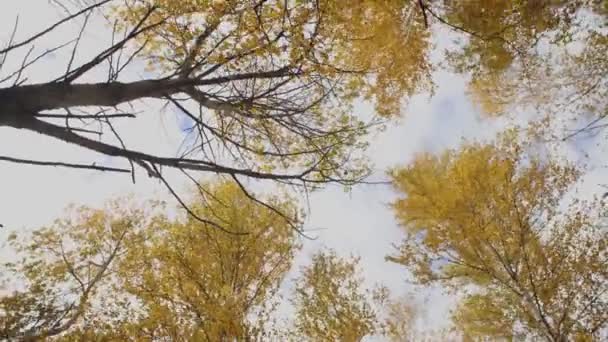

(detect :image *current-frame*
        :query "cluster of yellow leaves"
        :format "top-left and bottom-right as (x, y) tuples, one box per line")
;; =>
(0, 198), (154, 340)
(382, 295), (417, 342)
(116, 181), (301, 341)
(2, 181), (419, 341)
(389, 137), (607, 340)
(0, 182), (300, 341)
(111, 2), (399, 184)
(114, 0), (432, 117)
(290, 250), (383, 342)
(445, 0), (566, 73)
(318, 0), (432, 115)
(441, 0), (608, 144)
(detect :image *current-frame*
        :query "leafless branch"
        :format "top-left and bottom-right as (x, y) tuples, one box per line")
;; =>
(151, 163), (248, 236)
(0, 0), (110, 55)
(0, 155), (130, 173)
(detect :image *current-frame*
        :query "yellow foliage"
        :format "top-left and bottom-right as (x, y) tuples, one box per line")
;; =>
(113, 0), (432, 117)
(389, 138), (607, 340)
(0, 198), (154, 340)
(441, 0), (608, 139)
(0, 182), (301, 341)
(118, 181), (301, 340)
(290, 250), (382, 342)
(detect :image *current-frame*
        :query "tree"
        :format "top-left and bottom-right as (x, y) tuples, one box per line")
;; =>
(0, 181), (301, 341)
(388, 138), (608, 341)
(383, 296), (417, 342)
(0, 199), (154, 341)
(382, 295), (454, 342)
(0, 0), (432, 226)
(420, 0), (607, 141)
(1, 182), (411, 341)
(112, 181), (301, 341)
(290, 249), (383, 342)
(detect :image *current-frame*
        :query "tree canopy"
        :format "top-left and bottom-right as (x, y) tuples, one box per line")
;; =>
(0, 0), (433, 226)
(0, 181), (407, 341)
(0, 1), (607, 341)
(389, 138), (607, 341)
(429, 0), (608, 141)
(0, 181), (302, 340)
(290, 250), (383, 342)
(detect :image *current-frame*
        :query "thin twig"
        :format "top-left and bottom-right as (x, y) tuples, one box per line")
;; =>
(150, 163), (248, 236)
(0, 155), (130, 173)
(0, 0), (111, 55)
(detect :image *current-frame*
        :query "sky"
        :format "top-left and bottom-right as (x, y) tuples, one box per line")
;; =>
(0, 1), (605, 341)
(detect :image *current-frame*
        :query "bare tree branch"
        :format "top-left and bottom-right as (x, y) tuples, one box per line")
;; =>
(0, 0), (110, 55)
(0, 155), (130, 173)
